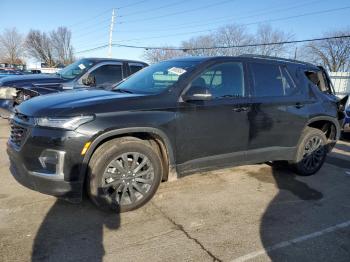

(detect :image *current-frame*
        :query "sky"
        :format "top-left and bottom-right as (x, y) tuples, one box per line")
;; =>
(1, 0), (350, 62)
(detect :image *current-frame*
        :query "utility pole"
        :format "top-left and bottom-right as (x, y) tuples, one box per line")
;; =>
(108, 8), (116, 58)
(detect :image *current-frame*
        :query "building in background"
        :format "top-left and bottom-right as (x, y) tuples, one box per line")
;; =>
(329, 72), (350, 98)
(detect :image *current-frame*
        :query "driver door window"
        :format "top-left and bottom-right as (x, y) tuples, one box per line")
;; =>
(89, 64), (123, 86)
(189, 62), (245, 99)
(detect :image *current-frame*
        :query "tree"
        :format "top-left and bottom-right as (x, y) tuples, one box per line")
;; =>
(0, 28), (25, 65)
(182, 24), (255, 57)
(26, 30), (55, 67)
(50, 27), (75, 65)
(253, 24), (294, 57)
(303, 29), (350, 72)
(25, 27), (75, 67)
(214, 24), (255, 56)
(182, 35), (219, 56)
(143, 47), (184, 64)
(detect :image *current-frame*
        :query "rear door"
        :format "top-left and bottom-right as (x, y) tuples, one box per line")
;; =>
(247, 62), (309, 157)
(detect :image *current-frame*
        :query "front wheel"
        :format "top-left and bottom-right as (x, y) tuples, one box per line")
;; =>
(87, 137), (163, 212)
(290, 127), (328, 176)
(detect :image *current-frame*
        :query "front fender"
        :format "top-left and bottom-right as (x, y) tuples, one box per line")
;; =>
(79, 127), (176, 181)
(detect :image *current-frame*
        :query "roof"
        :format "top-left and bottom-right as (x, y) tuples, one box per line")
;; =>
(169, 55), (317, 68)
(86, 57), (148, 65)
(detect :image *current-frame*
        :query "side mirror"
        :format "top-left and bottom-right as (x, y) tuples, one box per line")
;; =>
(82, 74), (96, 86)
(183, 85), (212, 101)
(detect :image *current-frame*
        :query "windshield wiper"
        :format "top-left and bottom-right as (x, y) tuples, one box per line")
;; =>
(113, 88), (134, 94)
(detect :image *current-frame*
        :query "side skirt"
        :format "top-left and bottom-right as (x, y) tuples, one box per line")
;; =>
(176, 146), (296, 177)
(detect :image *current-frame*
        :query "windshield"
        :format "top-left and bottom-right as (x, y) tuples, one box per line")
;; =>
(115, 60), (199, 94)
(58, 59), (95, 80)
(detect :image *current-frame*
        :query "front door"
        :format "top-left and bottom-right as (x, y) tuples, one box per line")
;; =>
(175, 61), (250, 171)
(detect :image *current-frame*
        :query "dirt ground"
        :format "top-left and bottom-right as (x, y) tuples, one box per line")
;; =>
(1, 118), (350, 262)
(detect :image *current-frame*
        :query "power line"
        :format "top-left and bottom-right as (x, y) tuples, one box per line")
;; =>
(116, 0), (149, 10)
(75, 35), (350, 54)
(112, 6), (350, 43)
(116, 0), (325, 33)
(118, 0), (188, 17)
(116, 0), (236, 24)
(68, 9), (112, 28)
(67, 1), (148, 29)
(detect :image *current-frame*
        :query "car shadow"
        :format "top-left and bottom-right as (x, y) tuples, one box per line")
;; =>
(255, 145), (350, 260)
(31, 198), (120, 262)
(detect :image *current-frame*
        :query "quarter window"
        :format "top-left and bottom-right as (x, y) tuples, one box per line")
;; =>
(189, 62), (245, 99)
(250, 63), (297, 97)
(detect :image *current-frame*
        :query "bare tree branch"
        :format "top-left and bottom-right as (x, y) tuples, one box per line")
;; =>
(143, 47), (184, 64)
(303, 29), (350, 72)
(50, 27), (75, 65)
(0, 28), (25, 64)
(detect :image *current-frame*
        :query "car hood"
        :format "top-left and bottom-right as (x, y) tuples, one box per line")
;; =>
(16, 89), (147, 117)
(0, 74), (65, 87)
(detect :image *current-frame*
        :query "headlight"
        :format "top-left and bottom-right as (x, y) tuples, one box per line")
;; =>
(34, 115), (94, 130)
(0, 87), (17, 99)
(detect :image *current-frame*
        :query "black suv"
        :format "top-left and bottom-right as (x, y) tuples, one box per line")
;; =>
(7, 56), (347, 212)
(0, 58), (147, 106)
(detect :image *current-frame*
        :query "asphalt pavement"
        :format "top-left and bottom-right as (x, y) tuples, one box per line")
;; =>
(0, 118), (350, 262)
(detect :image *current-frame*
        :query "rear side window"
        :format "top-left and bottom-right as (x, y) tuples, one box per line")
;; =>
(305, 70), (333, 94)
(250, 63), (297, 97)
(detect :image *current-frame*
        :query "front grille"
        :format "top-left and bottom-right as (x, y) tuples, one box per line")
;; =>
(9, 122), (27, 148)
(14, 112), (30, 122)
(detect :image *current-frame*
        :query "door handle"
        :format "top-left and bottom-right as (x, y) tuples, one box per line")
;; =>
(295, 102), (304, 109)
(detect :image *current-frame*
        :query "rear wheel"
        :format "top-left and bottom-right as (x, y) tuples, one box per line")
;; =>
(87, 137), (163, 212)
(290, 127), (328, 176)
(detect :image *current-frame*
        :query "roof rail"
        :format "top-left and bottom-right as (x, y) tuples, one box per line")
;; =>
(239, 54), (310, 66)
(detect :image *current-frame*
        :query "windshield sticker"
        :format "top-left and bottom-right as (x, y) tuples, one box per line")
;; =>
(78, 64), (86, 70)
(168, 67), (186, 76)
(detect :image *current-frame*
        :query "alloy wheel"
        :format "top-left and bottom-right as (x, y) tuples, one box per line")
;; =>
(301, 135), (325, 172)
(102, 152), (155, 206)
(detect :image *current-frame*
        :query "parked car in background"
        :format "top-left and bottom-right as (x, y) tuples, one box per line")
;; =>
(0, 69), (23, 79)
(7, 55), (348, 212)
(0, 58), (148, 107)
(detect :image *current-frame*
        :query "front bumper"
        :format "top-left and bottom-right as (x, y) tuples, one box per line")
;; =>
(7, 119), (91, 201)
(8, 145), (82, 200)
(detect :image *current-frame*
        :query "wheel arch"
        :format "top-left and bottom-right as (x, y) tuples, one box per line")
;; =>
(80, 127), (176, 182)
(305, 116), (341, 144)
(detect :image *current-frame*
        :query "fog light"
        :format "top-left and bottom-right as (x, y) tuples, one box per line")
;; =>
(38, 149), (65, 175)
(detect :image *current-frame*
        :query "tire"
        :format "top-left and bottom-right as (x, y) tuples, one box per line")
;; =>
(290, 127), (328, 176)
(87, 137), (163, 212)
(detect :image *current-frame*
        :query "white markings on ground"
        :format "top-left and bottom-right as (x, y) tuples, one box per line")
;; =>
(231, 220), (350, 262)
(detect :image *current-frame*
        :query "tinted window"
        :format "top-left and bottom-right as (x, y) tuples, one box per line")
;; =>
(250, 63), (297, 97)
(129, 65), (143, 75)
(58, 59), (95, 80)
(116, 61), (199, 94)
(190, 62), (245, 99)
(89, 64), (123, 86)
